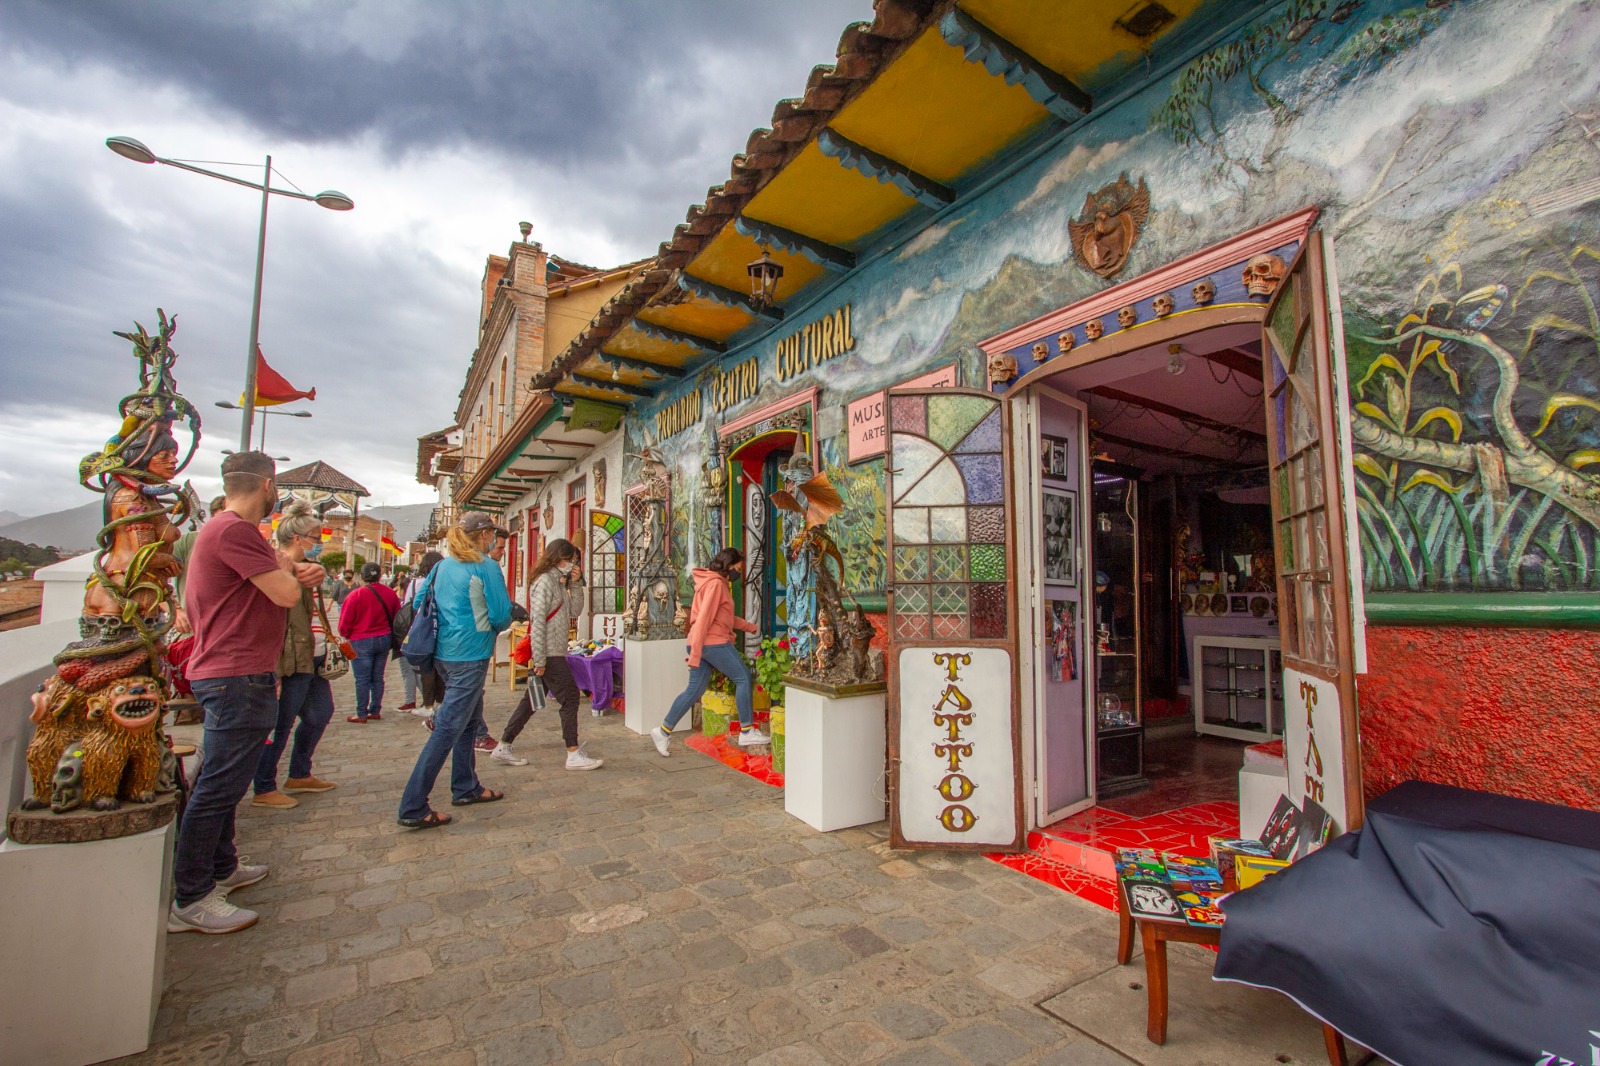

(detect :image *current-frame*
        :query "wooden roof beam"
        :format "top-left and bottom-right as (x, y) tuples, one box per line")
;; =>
(1094, 430), (1256, 470)
(676, 272), (785, 322)
(1087, 385), (1267, 442)
(630, 319), (727, 355)
(569, 373), (655, 399)
(734, 215), (856, 271)
(816, 128), (955, 210)
(939, 9), (1092, 120)
(1197, 345), (1265, 380)
(589, 352), (687, 379)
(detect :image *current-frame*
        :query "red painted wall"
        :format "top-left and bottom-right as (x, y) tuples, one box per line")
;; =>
(1359, 625), (1600, 812)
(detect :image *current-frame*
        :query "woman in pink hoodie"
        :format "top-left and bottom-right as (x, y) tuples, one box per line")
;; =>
(649, 548), (765, 756)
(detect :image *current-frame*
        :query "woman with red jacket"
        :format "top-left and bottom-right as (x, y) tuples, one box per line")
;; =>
(649, 548), (766, 757)
(338, 562), (401, 722)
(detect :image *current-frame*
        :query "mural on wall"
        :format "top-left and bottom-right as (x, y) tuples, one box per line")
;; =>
(624, 0), (1600, 596)
(818, 435), (887, 598)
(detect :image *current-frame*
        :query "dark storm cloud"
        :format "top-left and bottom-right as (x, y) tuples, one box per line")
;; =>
(0, 1), (867, 170)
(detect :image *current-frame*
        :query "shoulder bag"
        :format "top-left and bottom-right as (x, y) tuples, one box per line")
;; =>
(314, 592), (351, 680)
(401, 578), (440, 676)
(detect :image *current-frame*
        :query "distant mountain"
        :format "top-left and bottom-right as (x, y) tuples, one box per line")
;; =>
(0, 499), (437, 553)
(0, 510), (27, 527)
(0, 501), (101, 552)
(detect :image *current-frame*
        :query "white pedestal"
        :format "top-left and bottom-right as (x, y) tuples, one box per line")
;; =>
(784, 686), (887, 832)
(0, 819), (175, 1065)
(623, 638), (689, 736)
(1239, 762), (1290, 839)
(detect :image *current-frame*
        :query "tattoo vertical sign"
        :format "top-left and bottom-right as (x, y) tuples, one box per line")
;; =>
(895, 646), (1017, 847)
(1283, 667), (1345, 831)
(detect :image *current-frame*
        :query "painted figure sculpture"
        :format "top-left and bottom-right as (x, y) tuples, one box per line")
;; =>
(623, 447), (681, 639)
(19, 311), (197, 822)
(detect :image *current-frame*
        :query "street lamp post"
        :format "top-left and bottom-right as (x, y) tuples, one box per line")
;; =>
(106, 136), (352, 452)
(214, 401), (310, 451)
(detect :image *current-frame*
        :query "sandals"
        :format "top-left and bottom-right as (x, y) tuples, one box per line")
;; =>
(451, 788), (505, 807)
(397, 810), (452, 830)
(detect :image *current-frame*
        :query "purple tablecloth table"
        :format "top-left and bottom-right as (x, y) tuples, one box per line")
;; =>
(565, 645), (624, 710)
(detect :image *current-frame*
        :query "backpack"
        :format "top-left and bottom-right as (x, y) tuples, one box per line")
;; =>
(400, 580), (439, 675)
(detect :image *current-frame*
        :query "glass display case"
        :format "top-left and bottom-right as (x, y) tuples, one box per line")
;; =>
(1192, 636), (1283, 741)
(1092, 463), (1145, 793)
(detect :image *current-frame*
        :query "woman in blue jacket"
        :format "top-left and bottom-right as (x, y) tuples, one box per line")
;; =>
(397, 512), (512, 828)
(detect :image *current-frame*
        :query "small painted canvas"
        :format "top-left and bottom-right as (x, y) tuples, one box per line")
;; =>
(1123, 878), (1183, 922)
(1042, 434), (1071, 480)
(1046, 599), (1077, 683)
(1042, 487), (1076, 584)
(1259, 794), (1303, 861)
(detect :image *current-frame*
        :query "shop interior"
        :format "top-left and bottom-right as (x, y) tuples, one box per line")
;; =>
(1037, 323), (1282, 819)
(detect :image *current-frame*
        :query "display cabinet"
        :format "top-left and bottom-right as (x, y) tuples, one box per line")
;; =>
(1093, 463), (1145, 793)
(1191, 635), (1283, 742)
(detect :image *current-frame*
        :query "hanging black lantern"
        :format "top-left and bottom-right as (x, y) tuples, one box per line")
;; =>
(747, 244), (783, 309)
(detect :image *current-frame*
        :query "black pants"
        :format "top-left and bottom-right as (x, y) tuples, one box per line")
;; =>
(419, 665), (444, 707)
(502, 655), (579, 748)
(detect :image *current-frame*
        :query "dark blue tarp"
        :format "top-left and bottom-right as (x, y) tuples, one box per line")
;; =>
(1215, 781), (1600, 1066)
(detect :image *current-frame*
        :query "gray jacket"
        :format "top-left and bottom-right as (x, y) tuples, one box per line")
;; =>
(526, 570), (582, 664)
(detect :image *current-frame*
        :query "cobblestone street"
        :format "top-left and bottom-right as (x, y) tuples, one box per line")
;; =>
(120, 671), (1338, 1066)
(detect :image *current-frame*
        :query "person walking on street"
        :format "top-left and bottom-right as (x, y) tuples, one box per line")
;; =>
(339, 561), (400, 722)
(251, 500), (338, 809)
(650, 548), (767, 757)
(169, 452), (325, 934)
(404, 552), (445, 717)
(320, 566), (348, 606)
(396, 512), (513, 828)
(495, 538), (602, 770)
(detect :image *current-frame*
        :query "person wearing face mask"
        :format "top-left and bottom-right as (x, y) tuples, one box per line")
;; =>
(397, 511), (515, 828)
(250, 500), (339, 809)
(649, 547), (766, 757)
(497, 538), (602, 770)
(169, 452), (327, 934)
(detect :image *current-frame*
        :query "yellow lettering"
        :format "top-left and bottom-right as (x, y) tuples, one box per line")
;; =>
(933, 743), (973, 773)
(936, 774), (976, 801)
(932, 685), (971, 713)
(821, 314), (835, 361)
(931, 711), (973, 742)
(939, 805), (979, 832)
(931, 651), (972, 682)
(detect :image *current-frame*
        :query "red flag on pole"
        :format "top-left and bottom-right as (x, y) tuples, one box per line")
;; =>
(242, 347), (316, 407)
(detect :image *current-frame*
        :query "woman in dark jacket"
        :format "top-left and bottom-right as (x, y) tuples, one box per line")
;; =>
(251, 501), (337, 808)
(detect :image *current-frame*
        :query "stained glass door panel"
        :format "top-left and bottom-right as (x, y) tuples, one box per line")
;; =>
(1261, 231), (1362, 830)
(589, 510), (626, 615)
(885, 388), (1022, 852)
(741, 478), (766, 632)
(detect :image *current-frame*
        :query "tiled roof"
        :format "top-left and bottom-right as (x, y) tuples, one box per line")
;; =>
(276, 460), (370, 497)
(531, 0), (942, 394)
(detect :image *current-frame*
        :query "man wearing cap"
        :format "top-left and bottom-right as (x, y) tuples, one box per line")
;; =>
(397, 511), (514, 828)
(338, 560), (402, 722)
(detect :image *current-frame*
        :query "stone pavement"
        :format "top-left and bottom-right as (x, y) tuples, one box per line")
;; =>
(118, 666), (1348, 1066)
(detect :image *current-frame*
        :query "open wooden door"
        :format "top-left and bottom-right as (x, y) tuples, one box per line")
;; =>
(1261, 231), (1365, 833)
(885, 388), (1024, 852)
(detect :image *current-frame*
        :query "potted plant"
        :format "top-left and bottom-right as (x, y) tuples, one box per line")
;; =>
(752, 636), (792, 770)
(700, 670), (736, 737)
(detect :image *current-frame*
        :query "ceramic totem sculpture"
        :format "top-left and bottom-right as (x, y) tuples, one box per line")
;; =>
(772, 467), (883, 687)
(623, 448), (681, 639)
(20, 311), (199, 826)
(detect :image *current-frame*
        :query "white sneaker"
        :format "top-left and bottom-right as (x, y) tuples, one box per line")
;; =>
(490, 743), (527, 766)
(737, 730), (771, 748)
(649, 727), (671, 757)
(412, 705), (434, 719)
(565, 748), (604, 771)
(216, 859), (269, 893)
(168, 888), (259, 934)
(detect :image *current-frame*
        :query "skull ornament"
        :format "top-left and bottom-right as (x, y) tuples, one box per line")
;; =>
(1031, 342), (1048, 362)
(1083, 318), (1104, 341)
(1243, 255), (1287, 300)
(1057, 332), (1075, 354)
(989, 351), (1019, 385)
(1117, 305), (1138, 330)
(1152, 292), (1175, 317)
(1192, 278), (1217, 305)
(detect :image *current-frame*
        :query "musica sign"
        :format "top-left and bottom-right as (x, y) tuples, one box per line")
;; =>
(846, 364), (959, 463)
(895, 645), (1017, 848)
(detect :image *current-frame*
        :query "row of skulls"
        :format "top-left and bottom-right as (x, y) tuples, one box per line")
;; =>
(987, 254), (1287, 385)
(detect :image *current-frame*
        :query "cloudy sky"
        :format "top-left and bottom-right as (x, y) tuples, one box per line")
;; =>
(0, 0), (871, 516)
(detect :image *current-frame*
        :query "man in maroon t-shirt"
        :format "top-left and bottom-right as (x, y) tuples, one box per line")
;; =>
(169, 452), (326, 935)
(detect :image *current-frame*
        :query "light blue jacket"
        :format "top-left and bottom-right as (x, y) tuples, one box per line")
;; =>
(423, 557), (511, 662)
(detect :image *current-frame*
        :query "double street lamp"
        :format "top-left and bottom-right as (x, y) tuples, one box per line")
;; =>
(214, 400), (310, 451)
(106, 135), (353, 451)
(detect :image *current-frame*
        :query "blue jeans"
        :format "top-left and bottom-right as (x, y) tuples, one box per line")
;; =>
(174, 673), (278, 906)
(398, 658), (487, 820)
(663, 643), (753, 731)
(351, 635), (389, 717)
(253, 666), (335, 794)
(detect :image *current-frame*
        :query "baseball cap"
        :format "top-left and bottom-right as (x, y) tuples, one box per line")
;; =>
(360, 562), (382, 583)
(459, 511), (510, 536)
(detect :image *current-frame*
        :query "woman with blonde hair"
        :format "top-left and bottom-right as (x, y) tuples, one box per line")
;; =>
(397, 512), (513, 828)
(494, 537), (601, 770)
(251, 500), (338, 808)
